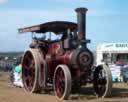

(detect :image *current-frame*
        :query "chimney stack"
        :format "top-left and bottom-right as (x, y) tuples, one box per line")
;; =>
(75, 7), (88, 41)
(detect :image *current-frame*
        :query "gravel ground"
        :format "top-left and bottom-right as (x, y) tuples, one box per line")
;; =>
(0, 72), (128, 102)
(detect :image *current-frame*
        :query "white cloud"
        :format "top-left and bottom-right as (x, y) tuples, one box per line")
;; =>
(0, 0), (8, 5)
(0, 8), (127, 31)
(0, 8), (127, 51)
(0, 9), (75, 26)
(0, 9), (75, 51)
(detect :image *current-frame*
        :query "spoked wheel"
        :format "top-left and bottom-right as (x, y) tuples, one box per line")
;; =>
(93, 65), (112, 97)
(53, 64), (72, 100)
(22, 48), (45, 93)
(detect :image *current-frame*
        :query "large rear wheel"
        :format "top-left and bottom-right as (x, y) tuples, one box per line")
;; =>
(22, 49), (45, 93)
(53, 64), (72, 100)
(93, 65), (112, 97)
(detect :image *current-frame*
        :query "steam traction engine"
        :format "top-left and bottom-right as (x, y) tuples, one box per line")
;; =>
(18, 8), (112, 100)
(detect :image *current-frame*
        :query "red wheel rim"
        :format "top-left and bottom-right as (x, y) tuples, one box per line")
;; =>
(54, 67), (65, 98)
(22, 51), (35, 92)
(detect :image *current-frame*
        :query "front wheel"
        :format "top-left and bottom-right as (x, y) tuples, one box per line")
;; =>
(53, 64), (72, 100)
(93, 65), (112, 97)
(22, 49), (44, 93)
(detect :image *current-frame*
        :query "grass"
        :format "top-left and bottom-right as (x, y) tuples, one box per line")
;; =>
(112, 83), (128, 97)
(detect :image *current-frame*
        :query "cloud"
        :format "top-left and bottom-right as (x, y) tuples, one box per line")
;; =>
(0, 9), (75, 26)
(0, 9), (75, 51)
(0, 0), (8, 5)
(0, 8), (127, 51)
(0, 8), (127, 32)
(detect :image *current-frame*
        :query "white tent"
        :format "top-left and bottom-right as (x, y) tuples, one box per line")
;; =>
(96, 43), (128, 65)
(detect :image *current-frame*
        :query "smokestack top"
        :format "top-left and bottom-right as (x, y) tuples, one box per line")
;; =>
(75, 7), (88, 13)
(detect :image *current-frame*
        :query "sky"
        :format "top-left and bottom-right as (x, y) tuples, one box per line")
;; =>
(0, 0), (128, 51)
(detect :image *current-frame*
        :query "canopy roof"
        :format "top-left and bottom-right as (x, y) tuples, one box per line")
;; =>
(18, 21), (77, 34)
